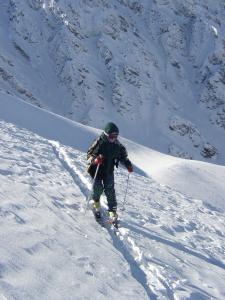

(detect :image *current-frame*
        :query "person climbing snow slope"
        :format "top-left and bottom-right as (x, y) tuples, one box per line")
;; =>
(86, 122), (133, 222)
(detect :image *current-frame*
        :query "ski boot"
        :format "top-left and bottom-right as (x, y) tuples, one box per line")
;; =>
(92, 200), (101, 220)
(108, 211), (118, 222)
(108, 211), (119, 230)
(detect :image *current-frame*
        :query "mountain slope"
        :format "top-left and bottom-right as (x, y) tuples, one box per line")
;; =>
(1, 94), (225, 299)
(0, 0), (225, 164)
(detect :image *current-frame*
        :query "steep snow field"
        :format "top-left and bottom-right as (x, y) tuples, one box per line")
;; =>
(1, 92), (225, 299)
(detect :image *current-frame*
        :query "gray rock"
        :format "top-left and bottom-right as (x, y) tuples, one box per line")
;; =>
(201, 143), (218, 158)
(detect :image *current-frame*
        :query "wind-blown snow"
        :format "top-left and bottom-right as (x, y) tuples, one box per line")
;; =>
(1, 93), (225, 299)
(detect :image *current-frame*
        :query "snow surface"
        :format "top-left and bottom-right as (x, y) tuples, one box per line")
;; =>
(1, 92), (225, 299)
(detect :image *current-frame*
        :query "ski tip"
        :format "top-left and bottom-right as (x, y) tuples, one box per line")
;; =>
(95, 212), (101, 219)
(107, 220), (119, 229)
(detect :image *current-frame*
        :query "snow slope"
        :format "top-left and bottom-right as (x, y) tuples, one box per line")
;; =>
(1, 93), (225, 299)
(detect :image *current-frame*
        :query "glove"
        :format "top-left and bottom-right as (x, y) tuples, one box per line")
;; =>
(126, 165), (133, 173)
(94, 156), (103, 165)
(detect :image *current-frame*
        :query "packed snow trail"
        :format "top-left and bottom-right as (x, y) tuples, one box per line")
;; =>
(49, 140), (159, 299)
(1, 119), (225, 299)
(49, 140), (91, 198)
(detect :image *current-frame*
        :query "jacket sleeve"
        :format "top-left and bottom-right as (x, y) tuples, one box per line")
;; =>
(87, 139), (100, 165)
(118, 142), (132, 168)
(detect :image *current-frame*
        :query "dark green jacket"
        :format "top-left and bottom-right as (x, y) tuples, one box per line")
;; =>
(86, 133), (132, 180)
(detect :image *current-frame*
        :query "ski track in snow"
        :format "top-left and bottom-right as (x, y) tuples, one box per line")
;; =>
(49, 140), (91, 199)
(49, 140), (158, 299)
(49, 139), (225, 299)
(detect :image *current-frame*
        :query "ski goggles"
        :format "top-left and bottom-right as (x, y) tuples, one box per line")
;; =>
(107, 133), (119, 139)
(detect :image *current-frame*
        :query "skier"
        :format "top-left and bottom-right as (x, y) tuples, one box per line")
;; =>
(86, 122), (133, 222)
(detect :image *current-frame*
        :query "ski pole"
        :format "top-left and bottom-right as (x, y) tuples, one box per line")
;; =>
(121, 172), (130, 211)
(84, 160), (101, 215)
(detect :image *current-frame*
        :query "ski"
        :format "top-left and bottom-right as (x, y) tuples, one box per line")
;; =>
(90, 201), (120, 232)
(91, 201), (105, 227)
(107, 219), (119, 228)
(107, 219), (120, 235)
(93, 210), (105, 227)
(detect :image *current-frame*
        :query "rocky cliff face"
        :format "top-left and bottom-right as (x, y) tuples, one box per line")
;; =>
(0, 0), (225, 164)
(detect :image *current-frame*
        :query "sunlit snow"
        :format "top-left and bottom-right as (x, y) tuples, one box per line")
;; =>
(1, 93), (225, 299)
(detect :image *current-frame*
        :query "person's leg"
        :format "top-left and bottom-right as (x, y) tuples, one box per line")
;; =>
(91, 179), (104, 212)
(103, 173), (117, 212)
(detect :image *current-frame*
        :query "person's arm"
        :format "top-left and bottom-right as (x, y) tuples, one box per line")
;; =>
(87, 140), (100, 165)
(119, 143), (133, 172)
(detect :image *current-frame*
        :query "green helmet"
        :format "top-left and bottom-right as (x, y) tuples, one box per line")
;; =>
(104, 122), (119, 134)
